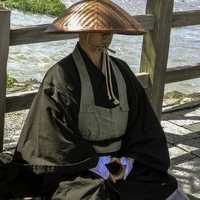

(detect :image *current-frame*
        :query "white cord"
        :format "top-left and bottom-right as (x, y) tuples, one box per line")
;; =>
(102, 49), (119, 105)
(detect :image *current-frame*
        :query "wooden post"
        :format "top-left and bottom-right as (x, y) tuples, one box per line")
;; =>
(0, 9), (10, 152)
(140, 0), (174, 120)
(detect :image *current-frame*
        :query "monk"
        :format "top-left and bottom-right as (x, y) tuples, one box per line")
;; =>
(0, 1), (189, 199)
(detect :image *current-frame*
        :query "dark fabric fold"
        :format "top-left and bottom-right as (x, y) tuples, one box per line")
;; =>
(114, 58), (170, 172)
(14, 81), (98, 174)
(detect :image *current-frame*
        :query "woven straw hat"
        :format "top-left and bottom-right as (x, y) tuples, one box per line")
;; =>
(45, 0), (145, 35)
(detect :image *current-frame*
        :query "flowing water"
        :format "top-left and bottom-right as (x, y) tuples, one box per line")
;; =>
(7, 0), (200, 94)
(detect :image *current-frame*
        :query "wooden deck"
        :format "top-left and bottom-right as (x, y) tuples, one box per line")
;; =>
(162, 105), (200, 199)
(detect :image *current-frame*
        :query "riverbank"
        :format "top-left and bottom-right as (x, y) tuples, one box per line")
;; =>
(0, 0), (66, 16)
(7, 78), (40, 94)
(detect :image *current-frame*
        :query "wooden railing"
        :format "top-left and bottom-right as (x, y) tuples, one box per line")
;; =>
(0, 0), (200, 151)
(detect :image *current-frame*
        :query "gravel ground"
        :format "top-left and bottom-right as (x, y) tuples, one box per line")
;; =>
(4, 110), (28, 151)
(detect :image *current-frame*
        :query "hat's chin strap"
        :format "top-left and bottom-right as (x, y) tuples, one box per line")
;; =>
(101, 48), (120, 106)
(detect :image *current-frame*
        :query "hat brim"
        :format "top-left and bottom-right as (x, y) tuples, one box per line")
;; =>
(45, 0), (146, 35)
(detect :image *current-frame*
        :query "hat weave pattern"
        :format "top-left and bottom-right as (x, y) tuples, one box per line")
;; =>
(46, 0), (145, 35)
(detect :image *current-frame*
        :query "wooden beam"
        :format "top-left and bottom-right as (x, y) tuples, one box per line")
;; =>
(166, 64), (200, 83)
(136, 72), (150, 89)
(5, 73), (150, 113)
(10, 15), (155, 46)
(10, 24), (78, 46)
(173, 10), (200, 27)
(6, 90), (37, 113)
(140, 0), (174, 120)
(134, 14), (155, 32)
(0, 9), (10, 152)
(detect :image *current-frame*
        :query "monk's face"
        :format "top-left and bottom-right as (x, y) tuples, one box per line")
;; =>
(79, 32), (113, 50)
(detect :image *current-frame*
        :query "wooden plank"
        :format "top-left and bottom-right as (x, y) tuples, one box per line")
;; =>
(5, 73), (150, 113)
(166, 64), (200, 83)
(10, 24), (78, 46)
(134, 14), (155, 32)
(173, 10), (200, 27)
(136, 72), (150, 89)
(6, 90), (37, 113)
(10, 15), (154, 46)
(140, 0), (174, 120)
(163, 100), (200, 113)
(0, 9), (10, 152)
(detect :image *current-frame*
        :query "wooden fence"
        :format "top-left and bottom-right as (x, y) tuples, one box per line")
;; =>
(0, 0), (200, 151)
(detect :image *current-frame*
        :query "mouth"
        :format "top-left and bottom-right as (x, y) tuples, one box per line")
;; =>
(97, 42), (111, 47)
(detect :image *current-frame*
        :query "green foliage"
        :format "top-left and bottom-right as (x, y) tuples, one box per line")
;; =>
(7, 74), (17, 88)
(0, 0), (66, 16)
(0, 2), (4, 8)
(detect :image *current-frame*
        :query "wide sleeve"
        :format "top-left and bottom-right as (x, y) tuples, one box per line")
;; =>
(14, 74), (98, 175)
(120, 66), (170, 172)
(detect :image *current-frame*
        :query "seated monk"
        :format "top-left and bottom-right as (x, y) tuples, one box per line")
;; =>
(0, 1), (189, 199)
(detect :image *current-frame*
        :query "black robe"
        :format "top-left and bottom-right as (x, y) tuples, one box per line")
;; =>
(0, 43), (177, 199)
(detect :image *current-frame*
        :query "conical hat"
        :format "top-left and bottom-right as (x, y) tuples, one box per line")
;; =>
(45, 0), (145, 35)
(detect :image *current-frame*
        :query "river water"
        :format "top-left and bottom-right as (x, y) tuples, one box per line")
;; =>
(7, 0), (200, 94)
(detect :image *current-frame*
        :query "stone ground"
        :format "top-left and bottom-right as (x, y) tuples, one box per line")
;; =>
(162, 105), (200, 199)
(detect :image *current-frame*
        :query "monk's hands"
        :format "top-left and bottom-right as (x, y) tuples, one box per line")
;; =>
(109, 166), (126, 183)
(89, 156), (133, 182)
(107, 158), (126, 183)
